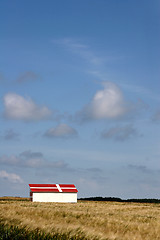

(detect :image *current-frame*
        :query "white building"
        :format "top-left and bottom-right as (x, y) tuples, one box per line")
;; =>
(29, 184), (78, 203)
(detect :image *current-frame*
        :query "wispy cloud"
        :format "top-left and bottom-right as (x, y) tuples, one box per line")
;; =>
(86, 167), (102, 173)
(121, 83), (160, 102)
(0, 72), (6, 83)
(87, 70), (108, 81)
(44, 124), (78, 139)
(77, 177), (101, 195)
(101, 124), (138, 141)
(3, 93), (52, 121)
(1, 129), (20, 141)
(128, 164), (152, 174)
(53, 38), (103, 66)
(15, 71), (40, 83)
(0, 170), (23, 183)
(152, 109), (160, 123)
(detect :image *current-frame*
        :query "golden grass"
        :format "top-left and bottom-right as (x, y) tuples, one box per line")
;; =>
(0, 199), (160, 239)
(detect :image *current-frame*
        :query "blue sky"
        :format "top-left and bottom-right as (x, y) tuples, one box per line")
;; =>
(0, 0), (160, 199)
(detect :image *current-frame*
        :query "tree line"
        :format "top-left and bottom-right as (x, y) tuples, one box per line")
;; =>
(78, 197), (160, 203)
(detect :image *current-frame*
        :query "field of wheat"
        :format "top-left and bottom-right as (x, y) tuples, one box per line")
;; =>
(0, 197), (160, 240)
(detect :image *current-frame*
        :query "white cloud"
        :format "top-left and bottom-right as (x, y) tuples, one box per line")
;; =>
(77, 82), (129, 121)
(0, 170), (23, 183)
(44, 124), (78, 138)
(3, 93), (52, 121)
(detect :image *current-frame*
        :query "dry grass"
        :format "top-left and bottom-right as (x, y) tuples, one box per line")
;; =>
(0, 198), (160, 239)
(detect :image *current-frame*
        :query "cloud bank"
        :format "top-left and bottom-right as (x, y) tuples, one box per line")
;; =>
(3, 93), (52, 121)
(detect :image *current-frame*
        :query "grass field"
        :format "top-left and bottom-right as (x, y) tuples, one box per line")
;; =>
(0, 197), (160, 240)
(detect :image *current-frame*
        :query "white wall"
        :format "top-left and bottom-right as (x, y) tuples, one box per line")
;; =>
(32, 192), (77, 203)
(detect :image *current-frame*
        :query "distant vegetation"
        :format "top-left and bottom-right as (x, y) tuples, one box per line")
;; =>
(1, 197), (160, 239)
(79, 197), (160, 203)
(0, 196), (29, 201)
(2, 196), (160, 203)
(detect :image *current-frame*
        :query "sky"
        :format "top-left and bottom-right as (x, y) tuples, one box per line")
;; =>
(0, 0), (160, 199)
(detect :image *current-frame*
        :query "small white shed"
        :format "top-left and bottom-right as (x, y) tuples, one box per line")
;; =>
(29, 184), (78, 203)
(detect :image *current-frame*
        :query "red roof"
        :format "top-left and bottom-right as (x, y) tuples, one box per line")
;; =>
(29, 184), (78, 193)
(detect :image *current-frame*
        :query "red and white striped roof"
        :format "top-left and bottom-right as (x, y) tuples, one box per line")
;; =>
(29, 184), (78, 193)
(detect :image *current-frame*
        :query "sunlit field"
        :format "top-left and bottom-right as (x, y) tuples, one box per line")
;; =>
(0, 197), (160, 240)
